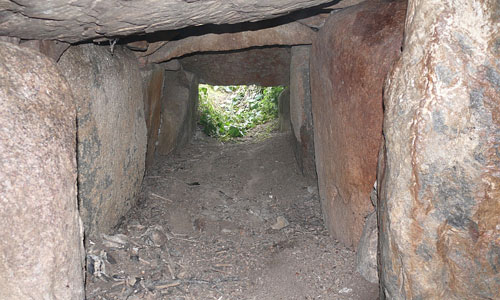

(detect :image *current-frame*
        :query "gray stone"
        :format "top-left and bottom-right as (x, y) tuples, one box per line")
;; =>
(146, 21), (315, 64)
(157, 69), (199, 155)
(0, 41), (84, 299)
(356, 211), (378, 284)
(58, 44), (147, 238)
(0, 0), (335, 43)
(180, 47), (290, 86)
(379, 0), (500, 298)
(141, 64), (165, 169)
(290, 45), (316, 178)
(19, 39), (70, 62)
(278, 87), (291, 132)
(162, 59), (181, 71)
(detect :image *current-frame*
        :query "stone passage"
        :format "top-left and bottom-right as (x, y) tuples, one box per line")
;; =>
(0, 0), (499, 298)
(0, 42), (84, 299)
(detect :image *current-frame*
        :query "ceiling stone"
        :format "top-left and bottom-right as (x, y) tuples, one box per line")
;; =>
(145, 21), (314, 64)
(179, 47), (291, 86)
(0, 0), (337, 43)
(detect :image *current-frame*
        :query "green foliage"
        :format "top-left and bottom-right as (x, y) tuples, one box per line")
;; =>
(198, 84), (284, 141)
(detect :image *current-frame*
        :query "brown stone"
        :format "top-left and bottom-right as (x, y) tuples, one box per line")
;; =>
(126, 40), (149, 52)
(141, 65), (165, 169)
(378, 0), (500, 298)
(290, 0), (366, 29)
(290, 45), (316, 179)
(180, 47), (290, 86)
(58, 44), (147, 238)
(157, 70), (199, 155)
(0, 42), (84, 299)
(310, 0), (406, 248)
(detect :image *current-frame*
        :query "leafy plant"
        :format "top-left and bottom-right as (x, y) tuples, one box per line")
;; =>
(198, 84), (284, 141)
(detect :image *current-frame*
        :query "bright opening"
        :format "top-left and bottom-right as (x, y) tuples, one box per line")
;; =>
(198, 84), (285, 141)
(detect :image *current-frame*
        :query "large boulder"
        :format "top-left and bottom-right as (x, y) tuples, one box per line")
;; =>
(157, 69), (199, 155)
(310, 0), (406, 248)
(180, 47), (290, 86)
(379, 0), (500, 298)
(141, 65), (165, 169)
(0, 0), (335, 43)
(0, 42), (84, 299)
(58, 44), (147, 238)
(290, 45), (316, 178)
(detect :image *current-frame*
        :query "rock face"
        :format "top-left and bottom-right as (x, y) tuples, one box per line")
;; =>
(19, 40), (70, 62)
(58, 44), (147, 238)
(0, 0), (334, 43)
(379, 0), (500, 298)
(356, 211), (378, 284)
(0, 42), (84, 299)
(180, 47), (290, 86)
(310, 0), (406, 248)
(290, 45), (316, 178)
(146, 21), (315, 64)
(278, 87), (291, 132)
(141, 65), (165, 169)
(157, 70), (199, 156)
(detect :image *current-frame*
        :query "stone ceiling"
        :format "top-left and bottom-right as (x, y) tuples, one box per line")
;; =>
(0, 0), (343, 43)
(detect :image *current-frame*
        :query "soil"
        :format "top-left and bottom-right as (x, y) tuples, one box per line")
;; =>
(85, 127), (379, 300)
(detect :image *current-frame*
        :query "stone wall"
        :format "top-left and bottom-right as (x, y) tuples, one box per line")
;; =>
(180, 47), (290, 86)
(0, 42), (84, 299)
(310, 0), (406, 248)
(157, 69), (199, 155)
(141, 65), (165, 169)
(278, 87), (291, 132)
(379, 0), (500, 298)
(58, 44), (147, 238)
(290, 45), (316, 179)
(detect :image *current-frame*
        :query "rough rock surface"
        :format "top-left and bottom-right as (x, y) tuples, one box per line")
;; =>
(141, 65), (165, 169)
(310, 0), (406, 248)
(0, 42), (84, 299)
(19, 40), (70, 61)
(290, 45), (316, 179)
(157, 70), (199, 156)
(378, 0), (500, 298)
(58, 44), (147, 238)
(0, 0), (334, 42)
(356, 211), (378, 284)
(180, 47), (290, 86)
(146, 21), (315, 64)
(278, 87), (291, 132)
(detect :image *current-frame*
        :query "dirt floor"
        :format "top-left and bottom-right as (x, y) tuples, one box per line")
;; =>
(85, 127), (379, 300)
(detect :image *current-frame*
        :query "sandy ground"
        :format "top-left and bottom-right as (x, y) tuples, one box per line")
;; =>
(85, 128), (378, 300)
